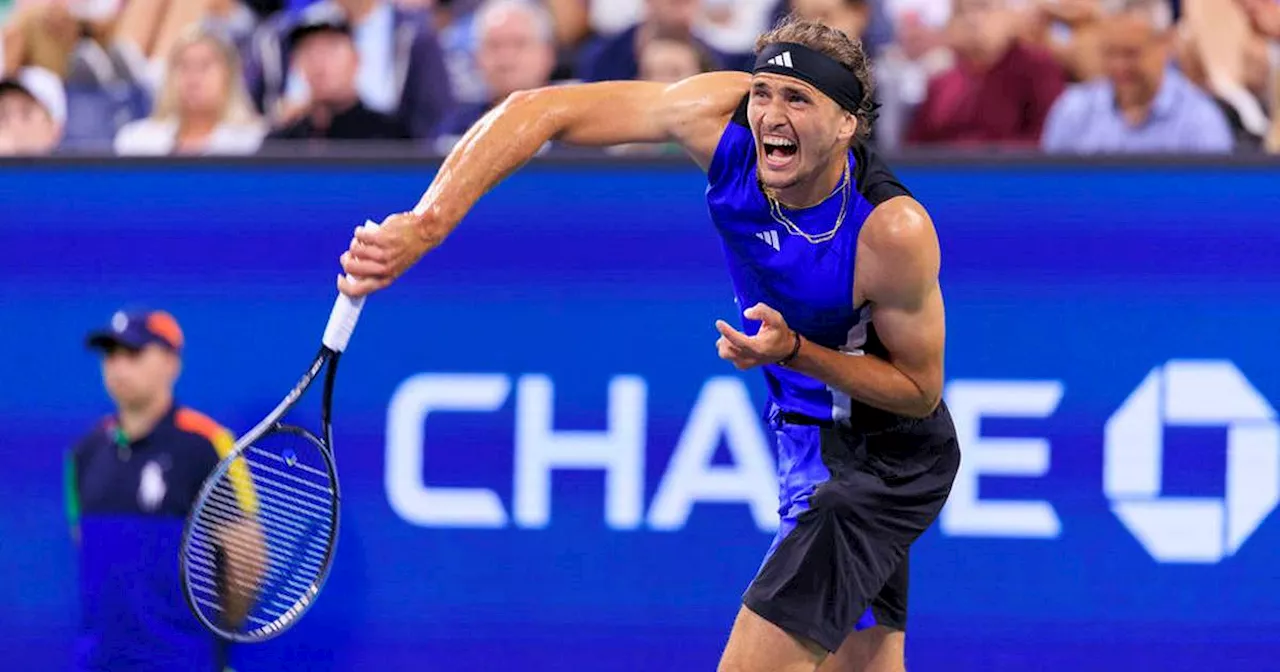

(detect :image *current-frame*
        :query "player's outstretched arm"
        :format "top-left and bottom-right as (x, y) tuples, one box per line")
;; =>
(715, 197), (945, 418)
(339, 72), (749, 297)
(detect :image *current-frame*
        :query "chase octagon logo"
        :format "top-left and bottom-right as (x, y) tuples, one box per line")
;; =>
(1105, 360), (1280, 564)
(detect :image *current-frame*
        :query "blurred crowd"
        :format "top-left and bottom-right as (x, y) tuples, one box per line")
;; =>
(0, 0), (1277, 157)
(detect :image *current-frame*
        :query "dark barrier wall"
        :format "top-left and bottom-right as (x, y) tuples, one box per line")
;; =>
(2, 159), (1279, 671)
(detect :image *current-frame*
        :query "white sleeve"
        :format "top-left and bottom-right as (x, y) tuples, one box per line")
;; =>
(113, 120), (171, 156)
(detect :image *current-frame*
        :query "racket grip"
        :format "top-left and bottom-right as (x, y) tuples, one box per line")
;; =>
(323, 220), (380, 352)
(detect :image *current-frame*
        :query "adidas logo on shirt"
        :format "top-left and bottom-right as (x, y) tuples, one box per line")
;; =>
(766, 51), (794, 68)
(756, 229), (780, 251)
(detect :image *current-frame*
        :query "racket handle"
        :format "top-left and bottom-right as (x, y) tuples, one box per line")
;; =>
(323, 220), (380, 353)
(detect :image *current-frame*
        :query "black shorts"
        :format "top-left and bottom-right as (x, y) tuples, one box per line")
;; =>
(743, 401), (961, 653)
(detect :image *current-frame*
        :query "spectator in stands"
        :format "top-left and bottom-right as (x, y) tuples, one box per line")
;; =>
(202, 0), (263, 55)
(1175, 14), (1271, 150)
(638, 30), (716, 83)
(790, 0), (870, 42)
(1, 0), (128, 95)
(248, 0), (289, 14)
(114, 27), (266, 155)
(245, 0), (453, 140)
(606, 29), (713, 155)
(586, 0), (644, 40)
(698, 0), (777, 71)
(1240, 0), (1280, 35)
(1236, 0), (1280, 152)
(435, 0), (498, 108)
(433, 0), (580, 110)
(1023, 0), (1106, 82)
(2, 1), (257, 151)
(579, 0), (722, 82)
(0, 65), (65, 155)
(434, 0), (556, 148)
(112, 0), (261, 93)
(906, 0), (1066, 147)
(1041, 0), (1234, 153)
(1178, 0), (1271, 149)
(265, 13), (410, 141)
(873, 0), (955, 150)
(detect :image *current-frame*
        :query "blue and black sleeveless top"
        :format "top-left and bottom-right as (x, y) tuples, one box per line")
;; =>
(707, 98), (913, 425)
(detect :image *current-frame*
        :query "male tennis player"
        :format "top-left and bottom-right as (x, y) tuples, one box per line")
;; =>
(70, 308), (264, 671)
(340, 14), (959, 672)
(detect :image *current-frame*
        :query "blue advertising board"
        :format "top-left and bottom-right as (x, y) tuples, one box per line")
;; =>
(1, 157), (1278, 671)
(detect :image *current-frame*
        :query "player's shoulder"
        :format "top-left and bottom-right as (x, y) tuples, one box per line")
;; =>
(673, 70), (751, 98)
(174, 407), (236, 457)
(665, 71), (751, 175)
(664, 70), (750, 128)
(861, 194), (937, 262)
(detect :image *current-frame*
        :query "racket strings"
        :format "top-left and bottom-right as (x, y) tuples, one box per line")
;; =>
(183, 429), (337, 636)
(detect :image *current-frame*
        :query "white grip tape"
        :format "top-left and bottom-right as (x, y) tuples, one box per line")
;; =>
(322, 220), (380, 352)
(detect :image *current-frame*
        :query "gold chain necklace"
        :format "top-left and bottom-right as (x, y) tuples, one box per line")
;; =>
(762, 165), (851, 245)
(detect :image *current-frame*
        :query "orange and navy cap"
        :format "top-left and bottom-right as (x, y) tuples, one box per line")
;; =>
(86, 309), (185, 354)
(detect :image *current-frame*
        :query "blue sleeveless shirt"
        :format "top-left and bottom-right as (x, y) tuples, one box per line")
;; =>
(707, 99), (912, 424)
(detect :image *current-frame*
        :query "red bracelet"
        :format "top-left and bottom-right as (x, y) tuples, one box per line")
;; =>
(778, 330), (802, 366)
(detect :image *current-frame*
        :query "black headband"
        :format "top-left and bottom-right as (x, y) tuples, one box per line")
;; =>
(753, 42), (864, 114)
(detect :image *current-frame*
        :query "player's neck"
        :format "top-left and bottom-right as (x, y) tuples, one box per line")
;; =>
(773, 153), (847, 209)
(117, 392), (173, 442)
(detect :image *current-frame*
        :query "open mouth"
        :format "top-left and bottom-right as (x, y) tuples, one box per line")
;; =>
(761, 135), (798, 169)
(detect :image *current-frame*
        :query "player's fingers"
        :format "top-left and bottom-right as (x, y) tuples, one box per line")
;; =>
(340, 251), (389, 278)
(354, 225), (388, 247)
(716, 336), (740, 360)
(744, 302), (783, 326)
(337, 274), (386, 298)
(715, 319), (755, 349)
(349, 237), (390, 262)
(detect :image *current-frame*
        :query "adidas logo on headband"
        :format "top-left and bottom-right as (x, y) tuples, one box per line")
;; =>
(754, 43), (864, 113)
(766, 51), (794, 68)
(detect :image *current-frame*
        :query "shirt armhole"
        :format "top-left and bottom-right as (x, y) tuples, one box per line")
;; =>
(852, 142), (912, 206)
(708, 96), (753, 187)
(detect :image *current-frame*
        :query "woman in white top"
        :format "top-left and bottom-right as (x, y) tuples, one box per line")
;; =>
(114, 25), (265, 156)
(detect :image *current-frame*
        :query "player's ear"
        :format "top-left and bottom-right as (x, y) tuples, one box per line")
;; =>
(839, 111), (858, 145)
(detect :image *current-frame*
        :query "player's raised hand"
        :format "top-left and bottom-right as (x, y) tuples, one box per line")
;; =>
(338, 212), (442, 297)
(714, 303), (801, 370)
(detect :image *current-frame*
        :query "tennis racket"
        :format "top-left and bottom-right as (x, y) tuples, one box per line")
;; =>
(178, 221), (379, 642)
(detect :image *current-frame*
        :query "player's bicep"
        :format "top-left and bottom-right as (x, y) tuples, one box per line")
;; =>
(552, 72), (748, 168)
(861, 198), (946, 402)
(549, 80), (671, 145)
(870, 283), (946, 401)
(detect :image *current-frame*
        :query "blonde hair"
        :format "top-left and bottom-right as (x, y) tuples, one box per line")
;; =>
(151, 26), (260, 126)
